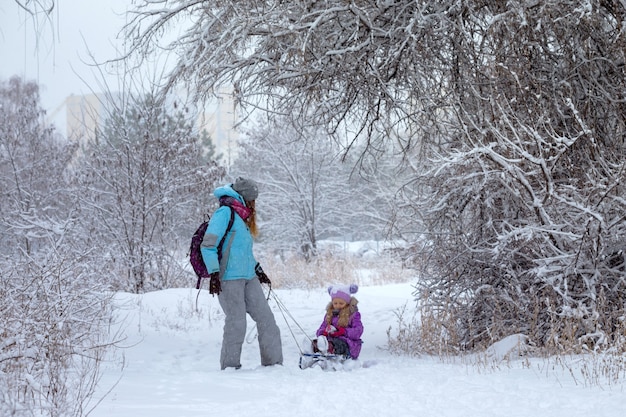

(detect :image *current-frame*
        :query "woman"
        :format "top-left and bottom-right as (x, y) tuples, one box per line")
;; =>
(201, 177), (283, 370)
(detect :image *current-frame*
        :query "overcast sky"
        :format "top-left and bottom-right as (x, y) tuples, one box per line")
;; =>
(0, 0), (129, 114)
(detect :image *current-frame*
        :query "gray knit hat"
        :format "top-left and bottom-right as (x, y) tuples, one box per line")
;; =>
(232, 177), (259, 201)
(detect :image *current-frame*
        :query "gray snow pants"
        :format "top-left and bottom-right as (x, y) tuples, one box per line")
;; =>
(217, 277), (283, 370)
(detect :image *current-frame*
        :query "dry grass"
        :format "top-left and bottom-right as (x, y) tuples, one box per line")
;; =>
(384, 291), (626, 387)
(260, 248), (413, 290)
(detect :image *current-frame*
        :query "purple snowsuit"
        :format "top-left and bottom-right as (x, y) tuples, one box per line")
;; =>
(316, 309), (363, 359)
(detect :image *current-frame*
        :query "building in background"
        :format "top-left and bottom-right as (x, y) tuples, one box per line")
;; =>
(66, 93), (109, 141)
(197, 87), (239, 168)
(48, 89), (239, 168)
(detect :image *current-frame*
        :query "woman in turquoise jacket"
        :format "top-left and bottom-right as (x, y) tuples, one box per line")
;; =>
(201, 178), (283, 370)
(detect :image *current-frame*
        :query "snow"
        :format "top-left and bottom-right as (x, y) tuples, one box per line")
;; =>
(91, 283), (624, 417)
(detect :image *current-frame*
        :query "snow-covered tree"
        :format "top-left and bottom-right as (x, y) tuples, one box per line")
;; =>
(0, 76), (116, 417)
(0, 254), (116, 417)
(122, 0), (441, 149)
(0, 76), (77, 256)
(408, 2), (626, 351)
(232, 117), (394, 259)
(76, 93), (225, 293)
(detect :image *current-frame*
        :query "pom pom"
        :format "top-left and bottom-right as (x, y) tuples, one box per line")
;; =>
(328, 284), (358, 303)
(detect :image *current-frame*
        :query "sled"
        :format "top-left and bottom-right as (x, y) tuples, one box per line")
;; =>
(298, 352), (350, 370)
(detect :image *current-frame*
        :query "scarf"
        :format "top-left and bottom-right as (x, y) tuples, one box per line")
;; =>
(219, 196), (251, 220)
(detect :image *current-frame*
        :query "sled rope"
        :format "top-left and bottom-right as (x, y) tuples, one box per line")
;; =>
(269, 290), (310, 355)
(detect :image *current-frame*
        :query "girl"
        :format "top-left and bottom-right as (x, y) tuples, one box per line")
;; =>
(313, 284), (363, 359)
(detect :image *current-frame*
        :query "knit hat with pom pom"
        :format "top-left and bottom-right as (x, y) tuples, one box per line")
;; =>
(328, 284), (358, 303)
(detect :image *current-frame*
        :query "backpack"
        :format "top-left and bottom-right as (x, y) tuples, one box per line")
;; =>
(189, 207), (235, 289)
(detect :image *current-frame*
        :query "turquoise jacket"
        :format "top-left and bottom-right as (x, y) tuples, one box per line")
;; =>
(200, 185), (257, 281)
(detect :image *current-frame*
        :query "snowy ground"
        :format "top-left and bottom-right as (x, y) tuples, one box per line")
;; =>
(90, 283), (624, 417)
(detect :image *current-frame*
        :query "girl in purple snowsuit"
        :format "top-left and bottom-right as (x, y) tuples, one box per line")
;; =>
(314, 284), (363, 359)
